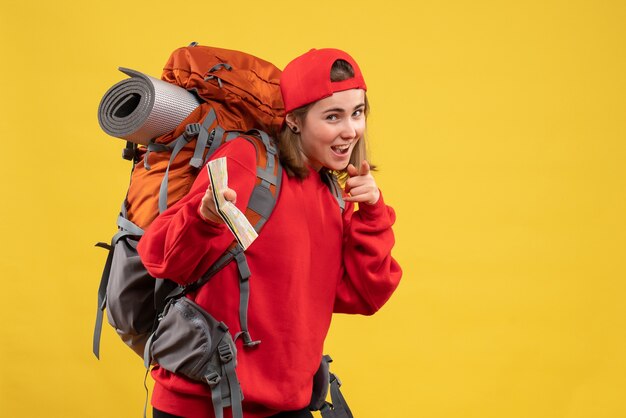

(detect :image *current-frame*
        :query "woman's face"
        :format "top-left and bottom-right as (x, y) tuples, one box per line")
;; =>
(297, 89), (366, 171)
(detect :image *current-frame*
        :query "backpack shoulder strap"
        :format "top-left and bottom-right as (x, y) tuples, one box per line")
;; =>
(314, 355), (354, 418)
(320, 170), (345, 213)
(240, 130), (282, 231)
(183, 130), (281, 348)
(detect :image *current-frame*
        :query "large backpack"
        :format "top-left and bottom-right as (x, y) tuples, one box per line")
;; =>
(93, 43), (352, 418)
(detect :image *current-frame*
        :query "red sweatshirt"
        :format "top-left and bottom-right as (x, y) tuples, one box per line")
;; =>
(137, 137), (402, 418)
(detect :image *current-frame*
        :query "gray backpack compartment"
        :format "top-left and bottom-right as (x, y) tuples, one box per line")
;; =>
(97, 234), (177, 359)
(105, 237), (155, 357)
(147, 297), (242, 418)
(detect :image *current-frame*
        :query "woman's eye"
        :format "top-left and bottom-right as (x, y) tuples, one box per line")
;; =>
(326, 114), (338, 121)
(353, 109), (363, 117)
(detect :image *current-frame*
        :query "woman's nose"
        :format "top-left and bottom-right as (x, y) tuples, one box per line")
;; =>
(340, 119), (357, 139)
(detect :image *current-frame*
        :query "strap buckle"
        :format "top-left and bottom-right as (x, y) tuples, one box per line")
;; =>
(184, 123), (202, 139)
(205, 371), (221, 386)
(122, 141), (136, 161)
(330, 372), (342, 387)
(218, 343), (234, 363)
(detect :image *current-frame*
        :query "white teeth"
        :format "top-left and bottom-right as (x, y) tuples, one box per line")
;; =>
(332, 144), (350, 153)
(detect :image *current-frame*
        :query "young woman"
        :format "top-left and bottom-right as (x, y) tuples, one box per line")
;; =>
(138, 48), (402, 418)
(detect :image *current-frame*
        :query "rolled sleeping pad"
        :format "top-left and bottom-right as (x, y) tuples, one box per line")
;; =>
(98, 68), (201, 145)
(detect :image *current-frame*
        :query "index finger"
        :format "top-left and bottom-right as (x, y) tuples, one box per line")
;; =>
(360, 160), (370, 176)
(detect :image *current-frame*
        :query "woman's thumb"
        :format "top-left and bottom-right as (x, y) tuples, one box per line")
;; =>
(224, 188), (237, 204)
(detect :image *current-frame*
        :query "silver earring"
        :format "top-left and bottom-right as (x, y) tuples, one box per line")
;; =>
(291, 126), (299, 134)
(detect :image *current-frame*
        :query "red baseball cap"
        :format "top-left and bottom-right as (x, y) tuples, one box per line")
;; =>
(280, 48), (367, 114)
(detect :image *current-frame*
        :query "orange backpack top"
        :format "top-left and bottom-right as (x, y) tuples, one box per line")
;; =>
(162, 44), (284, 136)
(123, 44), (284, 230)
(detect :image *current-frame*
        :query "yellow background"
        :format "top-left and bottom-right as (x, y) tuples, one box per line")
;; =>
(1, 1), (625, 417)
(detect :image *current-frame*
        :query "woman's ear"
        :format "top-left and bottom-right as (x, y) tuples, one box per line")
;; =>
(285, 113), (300, 133)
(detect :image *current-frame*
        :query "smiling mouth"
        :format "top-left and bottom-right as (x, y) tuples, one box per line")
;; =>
(331, 144), (351, 155)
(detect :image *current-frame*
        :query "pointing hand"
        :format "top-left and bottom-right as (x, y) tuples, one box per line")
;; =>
(344, 160), (380, 205)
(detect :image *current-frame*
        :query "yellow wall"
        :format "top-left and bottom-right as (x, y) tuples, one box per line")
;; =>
(1, 1), (625, 417)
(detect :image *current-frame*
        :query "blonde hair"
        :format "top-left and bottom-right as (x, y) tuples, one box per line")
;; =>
(277, 59), (374, 180)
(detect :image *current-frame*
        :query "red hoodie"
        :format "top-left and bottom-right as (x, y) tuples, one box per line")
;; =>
(137, 137), (402, 418)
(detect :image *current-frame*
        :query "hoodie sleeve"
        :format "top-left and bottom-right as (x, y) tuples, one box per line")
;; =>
(137, 139), (258, 285)
(334, 192), (402, 315)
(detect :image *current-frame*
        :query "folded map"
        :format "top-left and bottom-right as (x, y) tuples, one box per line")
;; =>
(207, 157), (258, 250)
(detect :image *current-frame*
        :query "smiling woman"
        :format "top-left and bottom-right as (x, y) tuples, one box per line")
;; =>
(137, 47), (402, 418)
(289, 88), (365, 172)
(277, 54), (372, 179)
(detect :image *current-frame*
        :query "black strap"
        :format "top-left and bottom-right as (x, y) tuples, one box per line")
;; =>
(326, 372), (353, 418)
(122, 141), (136, 161)
(315, 356), (353, 418)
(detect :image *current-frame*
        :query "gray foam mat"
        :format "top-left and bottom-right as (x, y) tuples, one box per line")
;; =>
(98, 68), (201, 145)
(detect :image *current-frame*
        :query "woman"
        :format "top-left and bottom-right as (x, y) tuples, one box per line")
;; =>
(138, 48), (402, 418)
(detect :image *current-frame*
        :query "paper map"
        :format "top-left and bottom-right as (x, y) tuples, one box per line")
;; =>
(207, 157), (258, 250)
